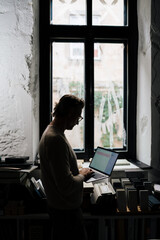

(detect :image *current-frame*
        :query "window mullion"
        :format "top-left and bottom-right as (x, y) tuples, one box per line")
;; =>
(85, 35), (94, 158)
(87, 0), (92, 27)
(85, 0), (94, 158)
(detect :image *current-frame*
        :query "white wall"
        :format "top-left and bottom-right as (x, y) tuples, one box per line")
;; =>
(137, 0), (151, 165)
(0, 0), (39, 161)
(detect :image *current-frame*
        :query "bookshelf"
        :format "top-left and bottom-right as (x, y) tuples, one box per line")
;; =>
(0, 165), (160, 240)
(0, 212), (160, 240)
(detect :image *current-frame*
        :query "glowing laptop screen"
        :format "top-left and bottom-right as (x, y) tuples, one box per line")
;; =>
(89, 147), (118, 176)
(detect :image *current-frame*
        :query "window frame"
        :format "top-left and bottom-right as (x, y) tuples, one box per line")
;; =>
(39, 0), (138, 160)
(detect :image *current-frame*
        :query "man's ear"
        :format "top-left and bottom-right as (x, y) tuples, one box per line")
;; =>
(67, 107), (75, 118)
(65, 110), (73, 121)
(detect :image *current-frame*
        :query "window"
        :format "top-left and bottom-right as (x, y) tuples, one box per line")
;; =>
(40, 0), (138, 159)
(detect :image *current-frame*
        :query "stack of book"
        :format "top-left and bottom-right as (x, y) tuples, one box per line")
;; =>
(0, 170), (27, 184)
(0, 156), (37, 184)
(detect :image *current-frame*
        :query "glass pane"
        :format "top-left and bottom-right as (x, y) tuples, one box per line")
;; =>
(51, 0), (86, 25)
(93, 0), (125, 26)
(52, 42), (85, 150)
(94, 43), (125, 149)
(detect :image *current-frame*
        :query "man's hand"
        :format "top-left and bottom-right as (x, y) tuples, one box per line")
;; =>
(79, 168), (93, 178)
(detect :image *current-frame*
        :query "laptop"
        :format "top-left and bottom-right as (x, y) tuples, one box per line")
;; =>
(85, 147), (119, 183)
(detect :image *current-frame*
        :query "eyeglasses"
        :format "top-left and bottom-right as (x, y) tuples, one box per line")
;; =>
(77, 116), (83, 123)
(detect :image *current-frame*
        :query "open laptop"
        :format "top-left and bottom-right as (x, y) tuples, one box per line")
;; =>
(85, 147), (119, 183)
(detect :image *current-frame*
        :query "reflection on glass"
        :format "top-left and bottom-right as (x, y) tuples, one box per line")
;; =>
(94, 43), (125, 149)
(92, 0), (124, 26)
(51, 0), (86, 25)
(52, 42), (85, 150)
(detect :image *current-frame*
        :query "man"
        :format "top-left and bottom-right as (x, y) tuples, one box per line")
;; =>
(39, 94), (92, 240)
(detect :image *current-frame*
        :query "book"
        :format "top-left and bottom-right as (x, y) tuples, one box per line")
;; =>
(0, 161), (32, 169)
(36, 179), (46, 197)
(0, 165), (37, 175)
(5, 156), (29, 164)
(30, 177), (46, 199)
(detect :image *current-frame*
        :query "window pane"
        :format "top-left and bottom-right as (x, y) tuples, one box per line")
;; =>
(93, 0), (125, 26)
(51, 0), (86, 25)
(52, 42), (85, 150)
(94, 43), (125, 149)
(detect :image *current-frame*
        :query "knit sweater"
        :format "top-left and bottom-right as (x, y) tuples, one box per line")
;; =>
(39, 125), (84, 210)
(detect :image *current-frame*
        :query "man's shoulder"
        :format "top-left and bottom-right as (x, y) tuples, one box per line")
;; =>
(43, 126), (65, 144)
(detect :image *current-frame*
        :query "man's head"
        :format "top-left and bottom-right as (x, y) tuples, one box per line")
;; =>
(52, 94), (84, 130)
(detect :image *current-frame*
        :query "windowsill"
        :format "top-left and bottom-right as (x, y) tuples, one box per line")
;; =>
(80, 159), (139, 171)
(114, 159), (139, 171)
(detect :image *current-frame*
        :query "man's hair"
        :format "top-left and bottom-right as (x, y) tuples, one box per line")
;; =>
(52, 94), (84, 117)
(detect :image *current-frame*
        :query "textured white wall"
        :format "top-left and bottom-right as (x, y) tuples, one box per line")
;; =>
(137, 0), (151, 165)
(0, 0), (39, 161)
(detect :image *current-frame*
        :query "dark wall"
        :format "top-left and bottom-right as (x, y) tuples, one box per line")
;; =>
(151, 0), (160, 169)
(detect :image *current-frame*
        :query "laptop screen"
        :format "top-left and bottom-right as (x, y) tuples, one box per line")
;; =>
(89, 147), (119, 176)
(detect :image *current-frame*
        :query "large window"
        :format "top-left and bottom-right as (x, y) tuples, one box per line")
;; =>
(40, 0), (138, 159)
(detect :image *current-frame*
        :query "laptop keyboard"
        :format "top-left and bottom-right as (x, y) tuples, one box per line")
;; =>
(85, 171), (103, 181)
(91, 171), (104, 178)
